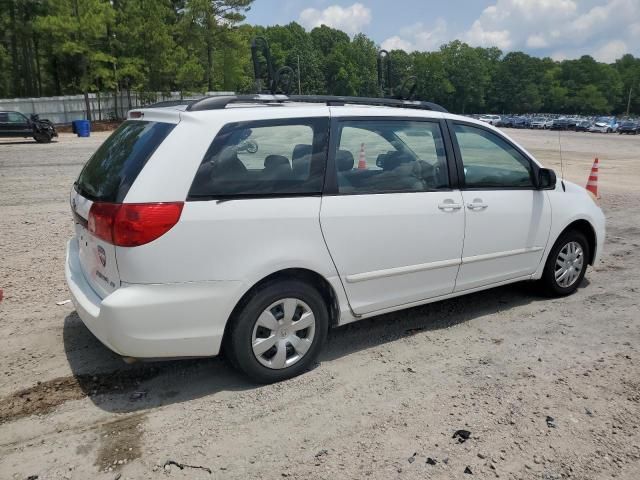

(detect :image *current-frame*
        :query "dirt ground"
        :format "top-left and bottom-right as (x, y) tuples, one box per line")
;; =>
(0, 128), (638, 480)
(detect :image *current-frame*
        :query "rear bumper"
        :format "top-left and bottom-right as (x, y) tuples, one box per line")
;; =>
(65, 239), (243, 358)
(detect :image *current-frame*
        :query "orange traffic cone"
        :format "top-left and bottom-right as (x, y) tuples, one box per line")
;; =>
(586, 157), (600, 198)
(357, 143), (367, 169)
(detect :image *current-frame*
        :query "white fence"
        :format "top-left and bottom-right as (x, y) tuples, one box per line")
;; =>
(0, 91), (234, 125)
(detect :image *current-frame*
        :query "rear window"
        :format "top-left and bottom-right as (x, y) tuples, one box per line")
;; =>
(75, 120), (175, 202)
(188, 117), (328, 199)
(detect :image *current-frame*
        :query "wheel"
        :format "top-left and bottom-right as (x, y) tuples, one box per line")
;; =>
(225, 280), (329, 383)
(540, 230), (590, 297)
(33, 132), (52, 143)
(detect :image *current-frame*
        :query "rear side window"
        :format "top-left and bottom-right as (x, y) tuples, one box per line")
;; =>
(188, 118), (328, 198)
(334, 120), (449, 194)
(75, 120), (175, 202)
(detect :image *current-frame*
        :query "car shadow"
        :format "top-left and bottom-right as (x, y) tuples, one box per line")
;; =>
(62, 280), (573, 414)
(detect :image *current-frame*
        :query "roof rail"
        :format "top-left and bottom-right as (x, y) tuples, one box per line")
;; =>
(288, 95), (447, 112)
(186, 94), (448, 113)
(145, 99), (199, 109)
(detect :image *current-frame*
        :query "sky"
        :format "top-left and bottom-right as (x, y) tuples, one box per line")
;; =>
(243, 0), (640, 63)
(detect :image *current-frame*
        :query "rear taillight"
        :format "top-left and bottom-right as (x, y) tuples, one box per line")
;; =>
(88, 202), (183, 247)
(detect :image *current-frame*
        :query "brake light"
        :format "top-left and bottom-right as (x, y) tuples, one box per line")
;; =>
(88, 202), (183, 247)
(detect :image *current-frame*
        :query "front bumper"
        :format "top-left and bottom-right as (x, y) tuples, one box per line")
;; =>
(65, 239), (243, 358)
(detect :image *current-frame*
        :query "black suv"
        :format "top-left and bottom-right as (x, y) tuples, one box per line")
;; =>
(618, 120), (639, 134)
(0, 111), (58, 143)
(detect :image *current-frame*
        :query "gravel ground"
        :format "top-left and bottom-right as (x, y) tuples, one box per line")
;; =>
(0, 129), (639, 480)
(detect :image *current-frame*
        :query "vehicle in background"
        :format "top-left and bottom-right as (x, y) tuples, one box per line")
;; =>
(478, 114), (501, 126)
(550, 117), (572, 130)
(574, 120), (592, 132)
(566, 118), (581, 130)
(497, 116), (513, 128)
(588, 116), (618, 133)
(530, 117), (549, 129)
(511, 116), (530, 129)
(64, 94), (606, 383)
(617, 120), (639, 134)
(0, 111), (58, 143)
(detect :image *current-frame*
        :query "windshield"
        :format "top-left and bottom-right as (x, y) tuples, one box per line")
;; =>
(76, 120), (175, 202)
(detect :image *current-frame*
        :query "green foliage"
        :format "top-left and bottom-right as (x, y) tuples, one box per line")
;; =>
(0, 0), (637, 114)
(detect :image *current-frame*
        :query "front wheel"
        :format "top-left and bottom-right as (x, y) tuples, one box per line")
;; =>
(33, 132), (52, 143)
(225, 280), (329, 383)
(539, 230), (590, 297)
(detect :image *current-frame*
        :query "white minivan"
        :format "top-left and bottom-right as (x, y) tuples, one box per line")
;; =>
(66, 95), (605, 382)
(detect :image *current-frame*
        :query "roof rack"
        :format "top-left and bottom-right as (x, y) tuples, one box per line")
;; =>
(186, 94), (448, 113)
(145, 99), (198, 109)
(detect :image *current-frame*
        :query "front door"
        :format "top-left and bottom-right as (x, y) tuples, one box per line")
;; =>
(450, 122), (551, 291)
(0, 112), (31, 137)
(320, 117), (465, 315)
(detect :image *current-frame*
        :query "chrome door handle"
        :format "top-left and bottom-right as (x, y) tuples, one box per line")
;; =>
(467, 202), (488, 210)
(438, 202), (462, 210)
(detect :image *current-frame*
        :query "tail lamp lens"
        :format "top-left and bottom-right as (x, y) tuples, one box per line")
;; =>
(88, 202), (183, 247)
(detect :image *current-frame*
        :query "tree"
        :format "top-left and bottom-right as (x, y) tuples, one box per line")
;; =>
(615, 54), (640, 115)
(180, 0), (252, 91)
(35, 0), (115, 119)
(440, 41), (489, 113)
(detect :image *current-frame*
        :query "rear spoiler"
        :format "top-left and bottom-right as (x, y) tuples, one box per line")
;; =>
(127, 108), (182, 124)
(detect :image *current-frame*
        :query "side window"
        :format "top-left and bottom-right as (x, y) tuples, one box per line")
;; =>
(334, 120), (449, 194)
(454, 124), (533, 188)
(189, 118), (328, 198)
(7, 112), (26, 124)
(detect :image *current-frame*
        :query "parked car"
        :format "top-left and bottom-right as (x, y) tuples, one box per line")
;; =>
(530, 117), (549, 129)
(574, 120), (592, 132)
(478, 114), (501, 126)
(511, 116), (530, 129)
(588, 116), (618, 133)
(497, 116), (514, 128)
(65, 94), (605, 383)
(550, 118), (572, 130)
(0, 111), (58, 143)
(617, 120), (639, 134)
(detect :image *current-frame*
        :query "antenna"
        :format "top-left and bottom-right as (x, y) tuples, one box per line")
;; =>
(557, 130), (566, 192)
(251, 36), (294, 95)
(377, 49), (391, 97)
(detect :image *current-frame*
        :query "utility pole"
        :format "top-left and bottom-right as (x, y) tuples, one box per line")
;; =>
(297, 55), (301, 95)
(626, 87), (632, 118)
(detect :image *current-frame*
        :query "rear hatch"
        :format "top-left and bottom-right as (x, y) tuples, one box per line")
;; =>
(71, 118), (177, 298)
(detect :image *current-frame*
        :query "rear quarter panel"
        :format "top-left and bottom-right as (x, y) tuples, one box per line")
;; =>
(117, 105), (339, 287)
(115, 197), (339, 284)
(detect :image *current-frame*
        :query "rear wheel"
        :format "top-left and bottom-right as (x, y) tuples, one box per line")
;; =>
(225, 280), (329, 383)
(33, 132), (52, 143)
(540, 230), (590, 297)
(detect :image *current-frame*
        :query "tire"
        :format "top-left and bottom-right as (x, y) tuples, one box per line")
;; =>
(225, 280), (329, 383)
(539, 230), (590, 297)
(33, 132), (52, 143)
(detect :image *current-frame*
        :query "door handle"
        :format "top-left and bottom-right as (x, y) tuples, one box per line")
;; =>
(438, 201), (462, 211)
(467, 202), (488, 210)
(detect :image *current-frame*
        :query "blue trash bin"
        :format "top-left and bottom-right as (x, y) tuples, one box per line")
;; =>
(75, 120), (91, 137)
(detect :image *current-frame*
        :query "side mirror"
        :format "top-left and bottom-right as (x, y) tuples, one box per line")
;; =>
(538, 168), (556, 190)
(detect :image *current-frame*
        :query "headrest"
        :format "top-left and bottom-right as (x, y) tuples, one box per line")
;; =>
(292, 144), (312, 161)
(292, 144), (313, 175)
(264, 155), (290, 169)
(336, 150), (354, 171)
(382, 151), (413, 171)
